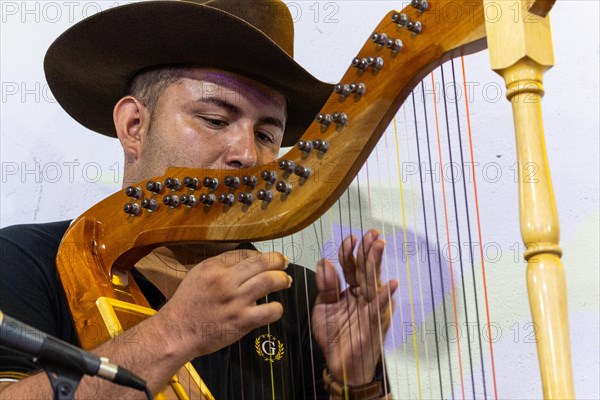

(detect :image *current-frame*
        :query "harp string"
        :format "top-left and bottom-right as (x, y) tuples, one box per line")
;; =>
(370, 150), (394, 395)
(297, 229), (318, 399)
(430, 71), (467, 399)
(459, 55), (498, 400)
(354, 155), (374, 387)
(408, 89), (444, 398)
(282, 234), (299, 400)
(382, 118), (406, 395)
(418, 79), (456, 399)
(392, 104), (423, 399)
(449, 58), (487, 399)
(374, 126), (397, 397)
(358, 152), (377, 376)
(391, 113), (413, 398)
(250, 57), (504, 399)
(440, 62), (477, 398)
(397, 103), (434, 399)
(344, 186), (366, 385)
(364, 155), (391, 398)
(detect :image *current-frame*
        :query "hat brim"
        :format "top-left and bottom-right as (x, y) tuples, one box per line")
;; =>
(44, 1), (333, 147)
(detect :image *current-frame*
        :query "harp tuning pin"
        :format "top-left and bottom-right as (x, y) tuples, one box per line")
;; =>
(123, 203), (140, 216)
(224, 175), (240, 189)
(316, 113), (333, 127)
(199, 193), (216, 206)
(293, 165), (311, 179)
(351, 57), (369, 71)
(180, 194), (197, 207)
(296, 140), (313, 153)
(355, 83), (366, 95)
(334, 83), (361, 98)
(411, 0), (429, 12)
(242, 175), (258, 188)
(202, 177), (219, 190)
(141, 198), (158, 212)
(313, 139), (329, 153)
(261, 170), (278, 184)
(146, 180), (163, 194)
(275, 181), (292, 194)
(125, 186), (142, 199)
(393, 13), (422, 34)
(183, 176), (200, 190)
(162, 195), (180, 208)
(256, 189), (273, 203)
(388, 39), (403, 52)
(393, 12), (409, 26)
(341, 84), (352, 97)
(372, 57), (384, 71)
(219, 193), (235, 206)
(332, 112), (348, 126)
(370, 32), (388, 46)
(164, 177), (181, 190)
(278, 160), (296, 174)
(237, 192), (254, 205)
(408, 21), (423, 34)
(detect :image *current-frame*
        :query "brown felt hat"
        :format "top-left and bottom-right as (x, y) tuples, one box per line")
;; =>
(44, 0), (333, 147)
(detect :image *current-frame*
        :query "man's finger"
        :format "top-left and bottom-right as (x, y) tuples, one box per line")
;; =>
(314, 259), (341, 305)
(359, 236), (384, 302)
(246, 302), (285, 330)
(240, 270), (293, 300)
(371, 280), (398, 324)
(338, 234), (359, 287)
(216, 250), (288, 284)
(355, 229), (378, 272)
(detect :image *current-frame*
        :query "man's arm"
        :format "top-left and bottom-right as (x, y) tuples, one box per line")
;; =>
(0, 249), (291, 399)
(0, 312), (185, 399)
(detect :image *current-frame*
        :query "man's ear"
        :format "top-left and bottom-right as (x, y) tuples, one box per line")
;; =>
(113, 96), (151, 161)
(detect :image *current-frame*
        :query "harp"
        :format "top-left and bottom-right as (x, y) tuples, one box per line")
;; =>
(55, 0), (574, 398)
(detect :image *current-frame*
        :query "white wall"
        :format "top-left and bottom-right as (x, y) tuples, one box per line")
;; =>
(1, 1), (598, 398)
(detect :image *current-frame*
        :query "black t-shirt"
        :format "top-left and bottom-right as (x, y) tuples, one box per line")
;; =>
(0, 221), (329, 398)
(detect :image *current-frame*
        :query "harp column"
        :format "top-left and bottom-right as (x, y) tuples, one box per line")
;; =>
(484, 0), (575, 398)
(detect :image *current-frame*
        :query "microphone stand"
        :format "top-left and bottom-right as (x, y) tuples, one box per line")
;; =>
(37, 359), (84, 400)
(0, 311), (151, 400)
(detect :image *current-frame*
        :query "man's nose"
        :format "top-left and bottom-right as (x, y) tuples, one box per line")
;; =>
(224, 126), (258, 169)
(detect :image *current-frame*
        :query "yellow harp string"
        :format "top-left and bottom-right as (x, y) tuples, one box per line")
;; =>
(383, 119), (410, 394)
(401, 100), (435, 398)
(393, 114), (423, 399)
(365, 150), (390, 397)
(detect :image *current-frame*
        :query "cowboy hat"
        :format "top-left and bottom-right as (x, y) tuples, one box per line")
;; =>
(44, 0), (333, 147)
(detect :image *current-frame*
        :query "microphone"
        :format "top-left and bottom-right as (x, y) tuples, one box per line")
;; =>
(0, 310), (147, 392)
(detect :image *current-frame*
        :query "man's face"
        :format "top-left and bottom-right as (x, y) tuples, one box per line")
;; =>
(131, 68), (287, 181)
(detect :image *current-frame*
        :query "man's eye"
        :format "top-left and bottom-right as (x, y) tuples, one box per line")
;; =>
(200, 117), (227, 128)
(256, 131), (274, 144)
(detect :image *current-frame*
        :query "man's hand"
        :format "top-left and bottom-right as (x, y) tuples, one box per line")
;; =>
(311, 229), (398, 386)
(157, 249), (291, 359)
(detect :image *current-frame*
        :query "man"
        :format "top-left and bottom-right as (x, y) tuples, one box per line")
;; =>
(0, 1), (398, 398)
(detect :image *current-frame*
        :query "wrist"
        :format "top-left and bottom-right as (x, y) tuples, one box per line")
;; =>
(322, 367), (384, 400)
(147, 309), (192, 363)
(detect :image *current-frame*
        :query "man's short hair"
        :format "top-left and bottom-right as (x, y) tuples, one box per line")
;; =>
(125, 66), (187, 113)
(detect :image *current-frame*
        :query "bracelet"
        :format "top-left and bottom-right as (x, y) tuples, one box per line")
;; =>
(322, 367), (384, 400)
